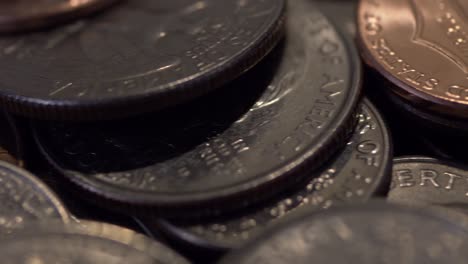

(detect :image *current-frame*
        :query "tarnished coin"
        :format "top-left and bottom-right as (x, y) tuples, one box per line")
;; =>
(146, 99), (391, 251)
(389, 157), (468, 209)
(358, 0), (468, 117)
(33, 0), (361, 216)
(0, 0), (120, 33)
(0, 110), (23, 166)
(0, 0), (285, 120)
(0, 232), (157, 264)
(220, 203), (468, 264)
(0, 161), (70, 235)
(13, 220), (190, 264)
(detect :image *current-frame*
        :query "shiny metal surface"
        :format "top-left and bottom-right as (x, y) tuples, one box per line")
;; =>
(32, 0), (361, 217)
(220, 203), (468, 264)
(0, 0), (285, 120)
(150, 99), (392, 251)
(358, 0), (468, 117)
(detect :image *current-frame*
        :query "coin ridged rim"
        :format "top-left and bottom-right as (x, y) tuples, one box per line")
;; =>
(0, 160), (71, 223)
(0, 0), (121, 34)
(356, 0), (468, 118)
(32, 5), (362, 217)
(149, 98), (393, 251)
(1, 0), (287, 121)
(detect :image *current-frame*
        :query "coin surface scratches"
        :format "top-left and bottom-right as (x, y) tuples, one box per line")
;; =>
(32, 0), (361, 217)
(0, 0), (286, 120)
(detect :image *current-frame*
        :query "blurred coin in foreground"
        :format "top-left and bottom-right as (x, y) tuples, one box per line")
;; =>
(0, 0), (120, 33)
(220, 202), (468, 264)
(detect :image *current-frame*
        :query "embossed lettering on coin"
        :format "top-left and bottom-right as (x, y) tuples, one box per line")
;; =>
(358, 0), (468, 117)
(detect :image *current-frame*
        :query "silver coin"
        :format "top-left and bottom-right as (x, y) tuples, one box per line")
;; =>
(148, 98), (391, 251)
(220, 202), (468, 264)
(389, 156), (468, 209)
(33, 0), (361, 216)
(0, 161), (70, 235)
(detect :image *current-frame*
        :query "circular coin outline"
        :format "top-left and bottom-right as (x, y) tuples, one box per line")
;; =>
(358, 0), (468, 117)
(219, 202), (468, 264)
(389, 156), (468, 208)
(32, 0), (362, 216)
(0, 161), (70, 232)
(148, 98), (392, 251)
(0, 0), (121, 34)
(0, 0), (286, 120)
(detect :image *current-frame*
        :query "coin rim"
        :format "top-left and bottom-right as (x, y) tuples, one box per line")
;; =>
(0, 0), (121, 34)
(148, 98), (393, 251)
(219, 201), (468, 263)
(0, 160), (71, 224)
(0, 0), (287, 120)
(32, 3), (362, 216)
(356, 0), (468, 116)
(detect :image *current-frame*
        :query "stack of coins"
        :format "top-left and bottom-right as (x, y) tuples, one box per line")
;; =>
(0, 0), (468, 263)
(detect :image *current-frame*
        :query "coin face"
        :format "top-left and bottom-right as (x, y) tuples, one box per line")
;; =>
(0, 161), (69, 235)
(358, 0), (468, 117)
(389, 157), (468, 208)
(220, 203), (468, 264)
(149, 99), (391, 251)
(0, 0), (120, 33)
(0, 0), (285, 120)
(32, 0), (361, 217)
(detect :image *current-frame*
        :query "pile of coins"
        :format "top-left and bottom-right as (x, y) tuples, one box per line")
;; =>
(0, 0), (468, 263)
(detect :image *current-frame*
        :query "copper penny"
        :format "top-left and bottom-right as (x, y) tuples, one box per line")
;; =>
(358, 0), (468, 117)
(0, 0), (120, 33)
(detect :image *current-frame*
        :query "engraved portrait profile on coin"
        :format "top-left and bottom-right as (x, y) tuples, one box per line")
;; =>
(358, 0), (468, 117)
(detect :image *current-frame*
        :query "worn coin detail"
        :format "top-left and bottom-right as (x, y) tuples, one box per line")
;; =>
(152, 99), (391, 251)
(358, 0), (468, 117)
(0, 161), (70, 235)
(33, 0), (361, 216)
(0, 0), (285, 120)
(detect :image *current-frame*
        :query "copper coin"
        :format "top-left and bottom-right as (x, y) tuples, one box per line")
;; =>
(0, 0), (120, 33)
(358, 0), (468, 117)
